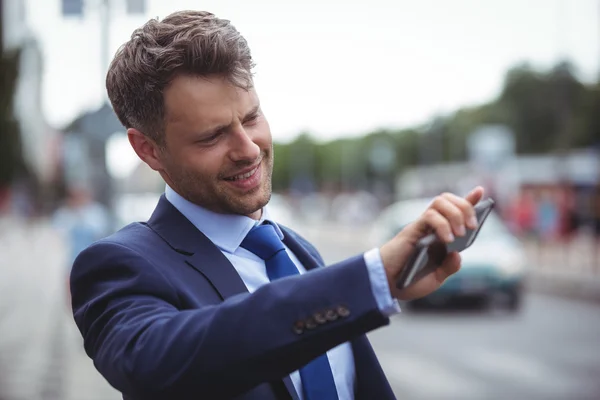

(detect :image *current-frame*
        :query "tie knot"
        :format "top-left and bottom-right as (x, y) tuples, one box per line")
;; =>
(240, 223), (285, 260)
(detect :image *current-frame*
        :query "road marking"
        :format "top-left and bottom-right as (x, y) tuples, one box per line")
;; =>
(377, 352), (488, 399)
(463, 348), (584, 396)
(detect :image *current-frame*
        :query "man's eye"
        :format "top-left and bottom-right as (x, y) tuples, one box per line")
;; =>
(244, 114), (259, 125)
(198, 132), (222, 144)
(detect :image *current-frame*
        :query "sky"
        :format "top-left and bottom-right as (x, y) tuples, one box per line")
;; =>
(25, 0), (600, 144)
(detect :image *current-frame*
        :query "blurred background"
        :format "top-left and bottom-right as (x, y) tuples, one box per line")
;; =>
(0, 0), (599, 399)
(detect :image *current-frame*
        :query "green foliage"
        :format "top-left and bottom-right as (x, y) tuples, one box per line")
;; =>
(274, 61), (599, 191)
(496, 61), (588, 153)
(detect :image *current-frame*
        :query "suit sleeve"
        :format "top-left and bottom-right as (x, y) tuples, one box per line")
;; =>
(70, 241), (389, 399)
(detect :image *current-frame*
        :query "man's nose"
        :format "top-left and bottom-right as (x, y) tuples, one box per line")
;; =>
(228, 125), (261, 162)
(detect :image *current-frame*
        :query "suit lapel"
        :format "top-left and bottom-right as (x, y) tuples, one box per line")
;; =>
(147, 195), (248, 299)
(147, 196), (300, 400)
(279, 225), (321, 271)
(186, 237), (249, 300)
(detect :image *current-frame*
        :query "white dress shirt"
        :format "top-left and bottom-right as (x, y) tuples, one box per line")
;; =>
(165, 185), (400, 399)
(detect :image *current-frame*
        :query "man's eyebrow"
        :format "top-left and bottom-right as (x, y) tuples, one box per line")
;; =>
(242, 105), (260, 121)
(197, 105), (260, 137)
(198, 122), (230, 138)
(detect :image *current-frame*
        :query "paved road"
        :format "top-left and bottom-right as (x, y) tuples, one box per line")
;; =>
(369, 294), (600, 400)
(62, 329), (121, 400)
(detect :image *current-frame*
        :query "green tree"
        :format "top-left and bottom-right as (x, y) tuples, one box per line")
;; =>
(271, 61), (599, 192)
(496, 62), (588, 153)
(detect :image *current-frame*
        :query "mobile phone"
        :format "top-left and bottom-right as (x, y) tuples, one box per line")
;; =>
(395, 198), (495, 290)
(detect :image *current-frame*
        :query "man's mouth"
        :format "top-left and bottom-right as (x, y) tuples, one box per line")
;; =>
(224, 165), (260, 181)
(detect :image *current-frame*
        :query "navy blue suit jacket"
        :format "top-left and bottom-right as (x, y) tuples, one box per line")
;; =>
(70, 196), (396, 399)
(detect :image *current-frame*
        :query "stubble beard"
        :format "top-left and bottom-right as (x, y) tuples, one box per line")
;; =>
(170, 153), (274, 216)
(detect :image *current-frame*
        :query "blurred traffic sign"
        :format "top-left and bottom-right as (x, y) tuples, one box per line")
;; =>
(126, 0), (146, 15)
(369, 138), (396, 174)
(62, 0), (147, 17)
(62, 0), (83, 16)
(467, 124), (515, 171)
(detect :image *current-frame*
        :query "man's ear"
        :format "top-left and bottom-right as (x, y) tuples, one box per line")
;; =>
(127, 128), (164, 172)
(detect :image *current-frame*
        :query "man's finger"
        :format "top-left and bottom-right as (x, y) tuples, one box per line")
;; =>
(422, 208), (455, 243)
(431, 197), (468, 238)
(440, 192), (478, 231)
(434, 251), (461, 282)
(464, 186), (485, 205)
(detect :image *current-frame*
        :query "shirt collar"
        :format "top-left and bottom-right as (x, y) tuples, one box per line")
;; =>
(164, 184), (284, 253)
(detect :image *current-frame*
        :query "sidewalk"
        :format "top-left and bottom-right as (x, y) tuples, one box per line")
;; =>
(0, 215), (119, 400)
(521, 236), (600, 303)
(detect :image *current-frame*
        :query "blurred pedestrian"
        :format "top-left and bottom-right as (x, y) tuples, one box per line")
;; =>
(593, 184), (600, 270)
(556, 184), (578, 241)
(70, 10), (486, 400)
(508, 188), (537, 238)
(52, 185), (110, 270)
(536, 188), (559, 242)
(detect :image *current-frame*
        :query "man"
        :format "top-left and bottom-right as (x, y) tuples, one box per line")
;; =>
(70, 10), (484, 400)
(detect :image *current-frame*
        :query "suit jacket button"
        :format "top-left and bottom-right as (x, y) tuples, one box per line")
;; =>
(325, 309), (338, 321)
(305, 318), (317, 330)
(314, 312), (327, 324)
(293, 320), (305, 335)
(336, 306), (350, 317)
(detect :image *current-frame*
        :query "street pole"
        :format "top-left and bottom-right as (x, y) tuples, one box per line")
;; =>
(99, 0), (110, 101)
(0, 0), (4, 50)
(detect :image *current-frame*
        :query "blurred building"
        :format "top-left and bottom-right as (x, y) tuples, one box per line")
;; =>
(1, 0), (61, 209)
(396, 148), (600, 202)
(112, 160), (163, 229)
(61, 102), (123, 209)
(56, 0), (149, 216)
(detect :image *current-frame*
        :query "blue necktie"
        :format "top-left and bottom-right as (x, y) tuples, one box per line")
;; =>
(241, 223), (339, 400)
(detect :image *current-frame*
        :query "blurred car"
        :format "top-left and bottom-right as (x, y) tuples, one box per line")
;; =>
(370, 198), (528, 311)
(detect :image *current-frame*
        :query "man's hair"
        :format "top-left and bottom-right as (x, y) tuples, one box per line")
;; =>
(106, 10), (254, 144)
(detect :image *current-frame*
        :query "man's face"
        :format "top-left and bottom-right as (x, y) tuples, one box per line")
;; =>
(158, 74), (273, 218)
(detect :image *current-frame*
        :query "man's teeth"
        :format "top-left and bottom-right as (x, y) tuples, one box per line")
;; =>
(228, 167), (257, 181)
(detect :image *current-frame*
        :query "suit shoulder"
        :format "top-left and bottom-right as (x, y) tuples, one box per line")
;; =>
(86, 222), (161, 254)
(109, 221), (159, 246)
(72, 222), (165, 274)
(70, 222), (177, 292)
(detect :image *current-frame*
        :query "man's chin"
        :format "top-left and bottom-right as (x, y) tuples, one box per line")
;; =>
(224, 189), (270, 217)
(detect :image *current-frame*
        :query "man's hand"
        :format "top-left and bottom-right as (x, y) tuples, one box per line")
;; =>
(379, 186), (485, 301)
